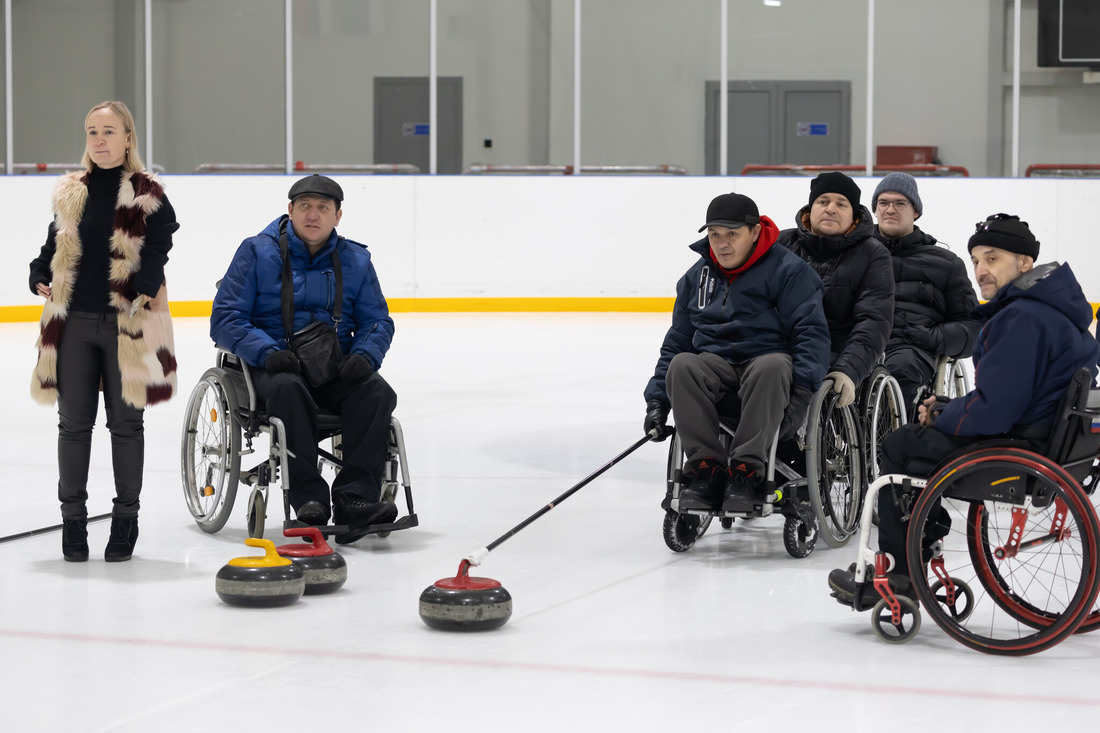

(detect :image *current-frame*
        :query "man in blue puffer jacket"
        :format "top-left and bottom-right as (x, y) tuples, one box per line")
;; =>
(211, 174), (397, 544)
(829, 213), (1100, 606)
(644, 192), (830, 512)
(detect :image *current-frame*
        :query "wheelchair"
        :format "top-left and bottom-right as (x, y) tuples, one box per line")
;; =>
(662, 374), (873, 557)
(180, 348), (418, 540)
(838, 367), (1100, 655)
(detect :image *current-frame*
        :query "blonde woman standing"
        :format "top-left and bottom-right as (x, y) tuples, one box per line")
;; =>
(29, 101), (179, 562)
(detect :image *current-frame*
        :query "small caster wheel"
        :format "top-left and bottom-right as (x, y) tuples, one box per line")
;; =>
(247, 488), (267, 539)
(930, 577), (975, 622)
(871, 595), (921, 644)
(720, 517), (734, 530)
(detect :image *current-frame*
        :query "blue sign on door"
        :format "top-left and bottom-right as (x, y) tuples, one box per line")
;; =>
(796, 122), (829, 137)
(402, 123), (430, 137)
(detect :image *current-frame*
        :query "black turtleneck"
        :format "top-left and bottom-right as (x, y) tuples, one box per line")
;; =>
(28, 165), (178, 312)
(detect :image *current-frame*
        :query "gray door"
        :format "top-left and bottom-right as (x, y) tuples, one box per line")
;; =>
(781, 85), (848, 167)
(705, 81), (850, 174)
(374, 77), (462, 174)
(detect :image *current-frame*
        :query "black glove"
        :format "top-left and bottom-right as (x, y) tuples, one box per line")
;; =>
(643, 400), (672, 442)
(265, 349), (301, 374)
(925, 395), (952, 425)
(780, 385), (814, 439)
(339, 353), (374, 382)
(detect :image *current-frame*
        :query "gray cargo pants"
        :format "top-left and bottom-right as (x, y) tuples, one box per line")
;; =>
(666, 351), (792, 470)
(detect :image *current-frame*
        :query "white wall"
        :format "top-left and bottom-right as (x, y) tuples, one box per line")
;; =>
(7, 174), (1100, 308)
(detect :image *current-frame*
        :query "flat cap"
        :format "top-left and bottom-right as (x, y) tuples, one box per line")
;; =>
(288, 174), (343, 203)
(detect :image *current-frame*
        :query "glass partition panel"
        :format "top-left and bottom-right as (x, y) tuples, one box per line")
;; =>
(293, 0), (429, 171)
(437, 0), (550, 173)
(872, 0), (994, 178)
(574, 0), (717, 176)
(153, 0), (284, 173)
(11, 0), (118, 168)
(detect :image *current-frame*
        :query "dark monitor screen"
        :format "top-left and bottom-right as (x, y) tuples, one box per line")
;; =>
(1038, 0), (1100, 68)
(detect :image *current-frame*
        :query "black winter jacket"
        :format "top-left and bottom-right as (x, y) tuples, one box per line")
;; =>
(778, 205), (894, 387)
(874, 226), (979, 369)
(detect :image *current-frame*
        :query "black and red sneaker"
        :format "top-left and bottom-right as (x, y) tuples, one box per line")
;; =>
(678, 458), (729, 510)
(721, 461), (763, 512)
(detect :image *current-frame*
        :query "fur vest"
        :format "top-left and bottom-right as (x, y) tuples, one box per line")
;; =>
(31, 170), (177, 409)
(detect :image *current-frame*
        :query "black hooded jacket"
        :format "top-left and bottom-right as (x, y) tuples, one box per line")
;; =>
(778, 205), (894, 386)
(874, 225), (979, 369)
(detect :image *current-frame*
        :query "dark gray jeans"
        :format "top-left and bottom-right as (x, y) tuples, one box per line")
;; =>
(666, 351), (792, 470)
(56, 312), (145, 519)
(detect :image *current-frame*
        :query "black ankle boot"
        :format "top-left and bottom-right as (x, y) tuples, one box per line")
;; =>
(62, 519), (89, 562)
(105, 516), (139, 562)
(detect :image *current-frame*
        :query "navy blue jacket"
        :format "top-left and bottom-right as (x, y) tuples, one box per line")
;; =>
(645, 221), (830, 405)
(210, 215), (394, 369)
(936, 263), (1099, 438)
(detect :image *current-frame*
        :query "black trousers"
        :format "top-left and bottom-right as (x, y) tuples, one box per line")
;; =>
(252, 369), (397, 511)
(56, 312), (145, 520)
(876, 423), (980, 574)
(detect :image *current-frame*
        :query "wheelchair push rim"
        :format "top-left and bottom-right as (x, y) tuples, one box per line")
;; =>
(907, 448), (1100, 656)
(806, 387), (863, 548)
(180, 369), (242, 534)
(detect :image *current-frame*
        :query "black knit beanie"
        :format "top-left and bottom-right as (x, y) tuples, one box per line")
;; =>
(808, 171), (861, 211)
(967, 213), (1039, 258)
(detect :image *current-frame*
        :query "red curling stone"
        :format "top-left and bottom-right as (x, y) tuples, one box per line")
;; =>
(276, 526), (348, 595)
(418, 560), (513, 631)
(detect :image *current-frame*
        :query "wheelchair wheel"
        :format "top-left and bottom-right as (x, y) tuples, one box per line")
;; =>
(806, 389), (863, 548)
(946, 358), (971, 399)
(908, 448), (1100, 655)
(662, 510), (712, 552)
(870, 596), (921, 644)
(863, 367), (906, 483)
(782, 512), (816, 558)
(180, 368), (242, 534)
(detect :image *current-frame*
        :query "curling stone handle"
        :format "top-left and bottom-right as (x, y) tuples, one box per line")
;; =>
(464, 548), (489, 567)
(283, 526), (323, 546)
(244, 537), (282, 563)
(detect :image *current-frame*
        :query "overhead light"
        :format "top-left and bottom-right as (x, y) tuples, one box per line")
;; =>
(764, 0), (782, 6)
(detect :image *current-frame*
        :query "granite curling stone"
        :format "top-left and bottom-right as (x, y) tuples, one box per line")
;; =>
(276, 526), (347, 595)
(216, 538), (305, 607)
(419, 560), (512, 631)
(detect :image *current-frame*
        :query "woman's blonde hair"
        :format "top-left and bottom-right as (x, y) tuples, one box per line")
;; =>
(81, 101), (145, 173)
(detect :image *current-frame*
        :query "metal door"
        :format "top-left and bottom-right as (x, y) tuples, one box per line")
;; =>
(374, 77), (463, 174)
(705, 80), (850, 174)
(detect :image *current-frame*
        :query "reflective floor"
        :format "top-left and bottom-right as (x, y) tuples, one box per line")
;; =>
(3, 315), (1098, 731)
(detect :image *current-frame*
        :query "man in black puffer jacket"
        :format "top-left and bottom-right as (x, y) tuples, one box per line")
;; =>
(778, 172), (894, 412)
(871, 173), (979, 408)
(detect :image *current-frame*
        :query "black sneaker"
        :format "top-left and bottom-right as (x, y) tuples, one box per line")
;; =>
(295, 500), (330, 526)
(722, 461), (763, 512)
(104, 516), (139, 562)
(678, 458), (728, 510)
(333, 493), (399, 545)
(828, 565), (914, 608)
(62, 519), (89, 562)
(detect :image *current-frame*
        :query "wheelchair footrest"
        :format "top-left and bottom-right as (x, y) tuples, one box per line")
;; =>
(358, 513), (419, 536)
(282, 520), (349, 538)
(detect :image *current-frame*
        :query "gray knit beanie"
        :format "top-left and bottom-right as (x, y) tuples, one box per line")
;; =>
(872, 172), (922, 217)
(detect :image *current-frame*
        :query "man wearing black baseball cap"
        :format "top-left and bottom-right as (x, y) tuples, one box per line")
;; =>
(778, 171), (894, 411)
(644, 192), (830, 512)
(829, 213), (1099, 607)
(211, 174), (401, 544)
